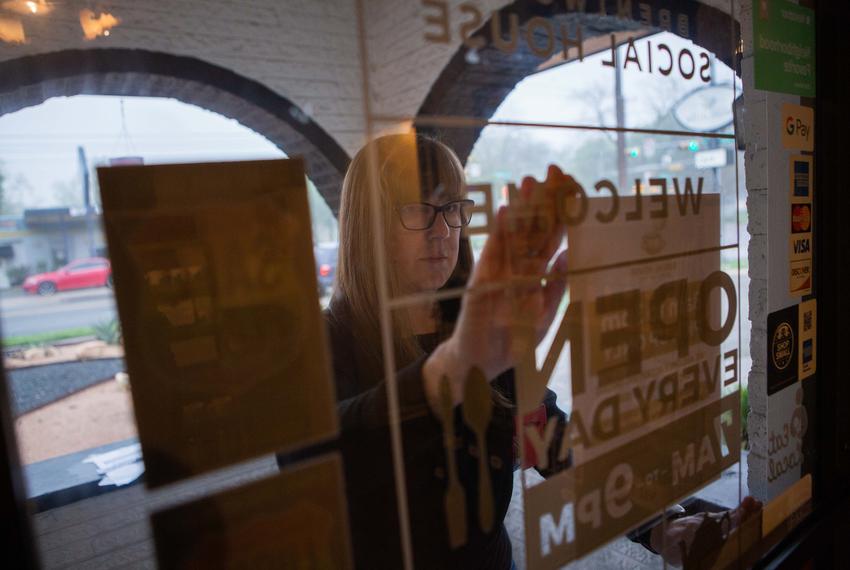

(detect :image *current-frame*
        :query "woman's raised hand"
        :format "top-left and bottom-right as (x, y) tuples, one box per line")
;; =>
(424, 165), (580, 408)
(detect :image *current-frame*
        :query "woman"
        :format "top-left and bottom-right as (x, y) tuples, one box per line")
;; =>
(297, 133), (761, 568)
(321, 133), (570, 569)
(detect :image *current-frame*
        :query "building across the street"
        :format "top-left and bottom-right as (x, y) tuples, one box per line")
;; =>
(0, 208), (106, 289)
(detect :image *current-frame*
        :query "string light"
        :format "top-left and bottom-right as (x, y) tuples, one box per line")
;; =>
(79, 8), (120, 40)
(1, 0), (51, 16)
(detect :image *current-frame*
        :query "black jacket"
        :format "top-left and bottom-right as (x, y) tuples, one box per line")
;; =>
(277, 300), (569, 569)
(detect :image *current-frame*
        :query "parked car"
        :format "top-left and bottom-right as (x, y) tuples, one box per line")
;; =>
(22, 257), (112, 296)
(314, 243), (338, 297)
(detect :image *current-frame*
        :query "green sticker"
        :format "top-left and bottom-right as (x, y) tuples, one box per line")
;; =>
(753, 1), (815, 97)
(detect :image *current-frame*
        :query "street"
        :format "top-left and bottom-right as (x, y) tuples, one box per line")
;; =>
(0, 287), (117, 339)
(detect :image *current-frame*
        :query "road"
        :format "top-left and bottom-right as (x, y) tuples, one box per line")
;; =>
(0, 286), (332, 341)
(0, 271), (748, 377)
(0, 287), (117, 339)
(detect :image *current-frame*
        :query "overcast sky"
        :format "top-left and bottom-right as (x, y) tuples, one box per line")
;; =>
(487, 32), (739, 148)
(0, 96), (285, 209)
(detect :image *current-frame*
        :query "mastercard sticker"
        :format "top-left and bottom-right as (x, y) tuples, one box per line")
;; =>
(791, 204), (812, 233)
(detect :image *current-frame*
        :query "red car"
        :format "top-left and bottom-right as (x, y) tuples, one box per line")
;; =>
(22, 257), (112, 296)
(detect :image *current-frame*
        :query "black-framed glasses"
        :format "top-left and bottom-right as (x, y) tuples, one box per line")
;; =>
(396, 199), (474, 231)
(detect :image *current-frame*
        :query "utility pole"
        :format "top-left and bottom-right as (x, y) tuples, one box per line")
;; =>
(614, 44), (627, 193)
(707, 55), (721, 196)
(78, 146), (96, 257)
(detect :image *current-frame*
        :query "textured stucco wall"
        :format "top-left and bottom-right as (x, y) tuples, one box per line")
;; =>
(0, 0), (363, 149)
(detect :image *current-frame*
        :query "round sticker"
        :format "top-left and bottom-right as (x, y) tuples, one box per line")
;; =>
(771, 321), (794, 370)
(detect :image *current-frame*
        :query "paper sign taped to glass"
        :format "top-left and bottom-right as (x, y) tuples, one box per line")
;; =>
(98, 159), (337, 487)
(514, 192), (741, 569)
(151, 453), (352, 569)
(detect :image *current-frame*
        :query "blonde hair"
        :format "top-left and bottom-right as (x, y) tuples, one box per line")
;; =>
(332, 133), (473, 374)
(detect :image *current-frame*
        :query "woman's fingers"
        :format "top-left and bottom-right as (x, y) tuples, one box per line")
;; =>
(729, 496), (763, 529)
(520, 175), (537, 201)
(654, 516), (699, 566)
(473, 165), (575, 299)
(542, 250), (568, 317)
(538, 218), (565, 265)
(531, 166), (571, 266)
(506, 184), (561, 275)
(472, 206), (509, 284)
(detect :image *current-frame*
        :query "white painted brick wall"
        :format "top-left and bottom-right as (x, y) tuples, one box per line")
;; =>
(737, 0), (771, 500)
(0, 0), (735, 155)
(364, 0), (530, 119)
(738, 0), (812, 502)
(0, 0), (365, 155)
(747, 188), (767, 235)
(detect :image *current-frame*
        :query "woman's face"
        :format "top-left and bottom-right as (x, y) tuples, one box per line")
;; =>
(389, 200), (460, 294)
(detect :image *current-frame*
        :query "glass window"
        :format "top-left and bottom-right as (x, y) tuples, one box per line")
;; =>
(0, 1), (830, 569)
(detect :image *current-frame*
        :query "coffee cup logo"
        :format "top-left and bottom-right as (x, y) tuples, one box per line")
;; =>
(790, 387), (808, 452)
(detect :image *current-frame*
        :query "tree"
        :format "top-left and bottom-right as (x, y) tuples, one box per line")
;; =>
(306, 180), (338, 244)
(52, 177), (85, 208)
(467, 128), (561, 190)
(0, 167), (5, 213)
(0, 163), (25, 215)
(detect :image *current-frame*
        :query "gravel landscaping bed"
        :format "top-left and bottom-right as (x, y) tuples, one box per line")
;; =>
(7, 358), (126, 416)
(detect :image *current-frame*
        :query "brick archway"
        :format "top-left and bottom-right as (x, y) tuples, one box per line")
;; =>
(0, 49), (350, 214)
(417, 0), (738, 163)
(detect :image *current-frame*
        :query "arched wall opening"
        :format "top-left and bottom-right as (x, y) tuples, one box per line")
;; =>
(0, 48), (351, 214)
(414, 0), (739, 162)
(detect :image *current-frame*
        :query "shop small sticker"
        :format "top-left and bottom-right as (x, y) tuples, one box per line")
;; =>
(768, 305), (798, 396)
(772, 322), (795, 370)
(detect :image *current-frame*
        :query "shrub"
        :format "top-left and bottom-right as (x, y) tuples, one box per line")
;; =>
(741, 386), (750, 450)
(6, 265), (30, 286)
(92, 318), (122, 345)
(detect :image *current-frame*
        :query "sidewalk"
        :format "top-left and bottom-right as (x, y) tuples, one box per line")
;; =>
(15, 378), (136, 465)
(0, 286), (27, 300)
